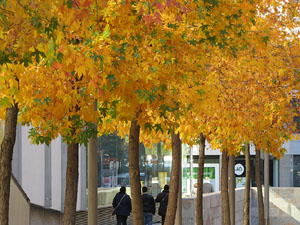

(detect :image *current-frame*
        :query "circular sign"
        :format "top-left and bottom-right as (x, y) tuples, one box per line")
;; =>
(235, 163), (245, 176)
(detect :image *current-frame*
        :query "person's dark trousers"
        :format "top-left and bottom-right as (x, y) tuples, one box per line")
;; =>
(161, 214), (166, 225)
(116, 215), (128, 225)
(144, 212), (153, 225)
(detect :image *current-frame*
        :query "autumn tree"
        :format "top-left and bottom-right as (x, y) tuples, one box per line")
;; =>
(0, 1), (67, 224)
(1, 2), (300, 225)
(196, 133), (205, 225)
(5, 1), (104, 224)
(243, 144), (251, 225)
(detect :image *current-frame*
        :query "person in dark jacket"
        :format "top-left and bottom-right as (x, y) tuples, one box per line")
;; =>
(155, 184), (169, 225)
(142, 186), (155, 225)
(112, 186), (132, 225)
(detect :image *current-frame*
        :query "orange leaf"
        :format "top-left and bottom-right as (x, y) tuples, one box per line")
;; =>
(52, 62), (62, 70)
(154, 2), (164, 12)
(82, 0), (92, 7)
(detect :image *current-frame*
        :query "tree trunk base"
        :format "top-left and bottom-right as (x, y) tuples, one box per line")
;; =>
(0, 105), (19, 225)
(62, 142), (79, 225)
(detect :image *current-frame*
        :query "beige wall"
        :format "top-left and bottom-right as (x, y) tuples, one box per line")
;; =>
(9, 176), (30, 225)
(251, 187), (300, 225)
(30, 205), (62, 225)
(182, 188), (245, 225)
(182, 187), (300, 225)
(9, 176), (63, 225)
(94, 187), (132, 208)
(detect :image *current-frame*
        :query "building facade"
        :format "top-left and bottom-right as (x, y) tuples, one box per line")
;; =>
(10, 124), (300, 211)
(12, 125), (87, 211)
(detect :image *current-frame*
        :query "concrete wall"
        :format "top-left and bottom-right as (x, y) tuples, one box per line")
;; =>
(249, 188), (259, 225)
(182, 187), (300, 225)
(10, 175), (63, 225)
(22, 126), (46, 206)
(182, 188), (246, 225)
(279, 154), (293, 187)
(51, 137), (62, 211)
(12, 124), (22, 184)
(12, 126), (86, 212)
(77, 145), (87, 210)
(178, 187), (300, 225)
(30, 204), (62, 225)
(269, 188), (300, 225)
(251, 187), (300, 225)
(9, 176), (30, 225)
(96, 187), (132, 208)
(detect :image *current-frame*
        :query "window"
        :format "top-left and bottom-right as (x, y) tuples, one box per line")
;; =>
(97, 134), (171, 197)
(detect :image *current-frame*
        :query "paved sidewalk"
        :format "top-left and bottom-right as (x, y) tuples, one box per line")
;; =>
(76, 206), (162, 225)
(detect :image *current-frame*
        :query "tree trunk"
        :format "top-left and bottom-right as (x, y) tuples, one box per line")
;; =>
(196, 133), (205, 225)
(128, 119), (143, 225)
(221, 151), (230, 225)
(243, 144), (251, 225)
(63, 142), (79, 225)
(0, 105), (19, 225)
(88, 137), (98, 225)
(165, 132), (181, 225)
(228, 155), (235, 225)
(264, 152), (269, 225)
(255, 149), (264, 225)
(175, 152), (182, 225)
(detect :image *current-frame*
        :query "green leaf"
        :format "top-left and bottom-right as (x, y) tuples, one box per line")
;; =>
(0, 0), (7, 7)
(151, 29), (157, 38)
(262, 36), (269, 45)
(188, 39), (197, 46)
(57, 52), (64, 63)
(0, 12), (9, 30)
(103, 27), (110, 39)
(231, 46), (237, 58)
(150, 66), (158, 73)
(112, 60), (119, 68)
(197, 89), (205, 96)
(164, 59), (171, 67)
(167, 23), (179, 29)
(106, 73), (118, 88)
(0, 50), (12, 65)
(31, 14), (42, 30)
(44, 17), (59, 38)
(159, 84), (167, 92)
(31, 48), (46, 63)
(0, 97), (9, 107)
(249, 17), (256, 25)
(134, 53), (141, 59)
(66, 0), (73, 8)
(144, 123), (152, 131)
(119, 42), (128, 54)
(165, 31), (173, 38)
(154, 124), (163, 133)
(48, 40), (57, 55)
(136, 34), (142, 42)
(21, 52), (33, 67)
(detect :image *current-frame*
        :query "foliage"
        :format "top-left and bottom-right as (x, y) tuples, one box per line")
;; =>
(0, 0), (299, 158)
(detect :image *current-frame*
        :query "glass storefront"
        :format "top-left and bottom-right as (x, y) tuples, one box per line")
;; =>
(93, 135), (283, 208)
(182, 162), (219, 197)
(95, 134), (285, 209)
(97, 134), (172, 197)
(96, 135), (223, 201)
(293, 155), (300, 186)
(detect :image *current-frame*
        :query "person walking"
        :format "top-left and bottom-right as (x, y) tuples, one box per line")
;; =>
(142, 186), (156, 225)
(155, 184), (169, 225)
(112, 186), (132, 225)
(203, 176), (214, 193)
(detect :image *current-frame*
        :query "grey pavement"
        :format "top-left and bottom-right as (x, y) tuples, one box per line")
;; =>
(76, 206), (162, 225)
